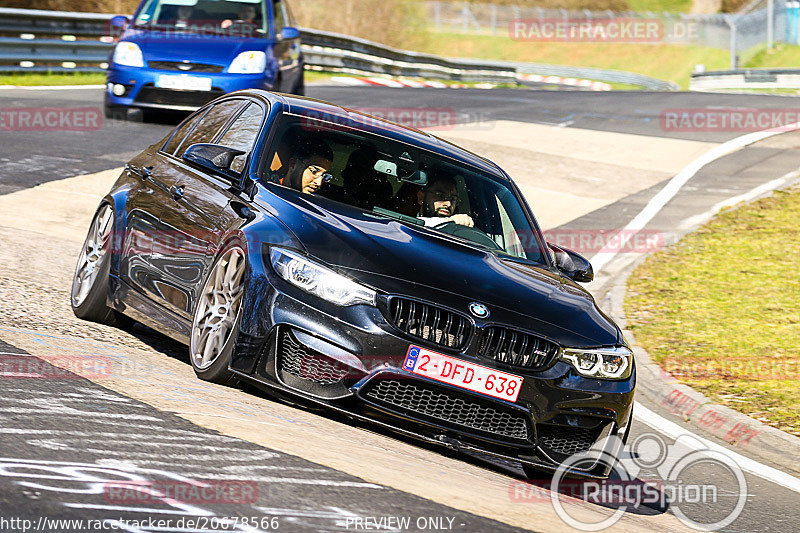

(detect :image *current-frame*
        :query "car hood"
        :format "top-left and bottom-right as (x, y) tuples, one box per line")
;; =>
(121, 29), (267, 66)
(261, 186), (620, 347)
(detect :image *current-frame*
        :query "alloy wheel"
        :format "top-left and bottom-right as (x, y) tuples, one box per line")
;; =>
(72, 204), (113, 308)
(190, 247), (246, 370)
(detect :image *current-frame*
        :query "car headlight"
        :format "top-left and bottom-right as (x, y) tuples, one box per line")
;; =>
(112, 41), (144, 67)
(228, 51), (267, 74)
(270, 247), (376, 307)
(561, 346), (633, 379)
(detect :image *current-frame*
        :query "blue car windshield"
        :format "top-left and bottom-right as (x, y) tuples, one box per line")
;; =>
(133, 0), (269, 37)
(262, 115), (547, 264)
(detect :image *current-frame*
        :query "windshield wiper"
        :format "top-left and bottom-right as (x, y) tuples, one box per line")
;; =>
(371, 207), (424, 226)
(372, 208), (509, 255)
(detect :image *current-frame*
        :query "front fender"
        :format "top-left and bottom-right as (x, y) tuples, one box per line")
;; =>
(231, 209), (305, 373)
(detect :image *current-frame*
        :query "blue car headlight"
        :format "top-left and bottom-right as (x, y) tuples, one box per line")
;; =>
(561, 346), (633, 379)
(270, 247), (376, 307)
(112, 41), (144, 68)
(228, 51), (267, 74)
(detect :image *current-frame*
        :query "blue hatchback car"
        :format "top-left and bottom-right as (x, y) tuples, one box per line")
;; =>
(105, 0), (303, 118)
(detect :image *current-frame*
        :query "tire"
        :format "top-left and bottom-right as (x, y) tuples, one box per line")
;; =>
(71, 203), (128, 327)
(189, 243), (247, 385)
(104, 104), (128, 121)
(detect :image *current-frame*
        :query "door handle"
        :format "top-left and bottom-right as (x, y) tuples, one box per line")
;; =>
(170, 184), (185, 200)
(126, 164), (153, 180)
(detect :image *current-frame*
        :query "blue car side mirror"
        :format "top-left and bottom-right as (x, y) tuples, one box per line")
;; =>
(280, 26), (300, 40)
(108, 15), (130, 38)
(110, 15), (130, 28)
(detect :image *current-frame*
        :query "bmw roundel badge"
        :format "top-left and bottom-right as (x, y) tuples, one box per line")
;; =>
(468, 302), (490, 319)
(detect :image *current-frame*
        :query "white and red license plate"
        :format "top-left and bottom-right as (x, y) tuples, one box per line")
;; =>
(402, 345), (524, 402)
(156, 74), (212, 91)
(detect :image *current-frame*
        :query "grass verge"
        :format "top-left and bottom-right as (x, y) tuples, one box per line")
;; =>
(626, 0), (693, 12)
(10, 37), (800, 91)
(743, 43), (800, 69)
(625, 187), (800, 437)
(0, 72), (106, 86)
(410, 32), (730, 89)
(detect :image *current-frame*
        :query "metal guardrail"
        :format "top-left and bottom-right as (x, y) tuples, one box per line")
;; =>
(0, 7), (515, 83)
(0, 7), (676, 90)
(499, 61), (680, 91)
(690, 68), (800, 90)
(299, 28), (516, 83)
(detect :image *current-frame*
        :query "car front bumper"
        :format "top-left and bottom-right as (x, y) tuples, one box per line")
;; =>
(105, 64), (276, 111)
(232, 251), (636, 479)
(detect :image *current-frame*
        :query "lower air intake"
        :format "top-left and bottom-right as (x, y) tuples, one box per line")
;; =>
(364, 378), (529, 441)
(537, 424), (603, 456)
(279, 330), (348, 386)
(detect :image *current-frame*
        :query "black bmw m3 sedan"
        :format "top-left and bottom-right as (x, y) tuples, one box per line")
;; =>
(71, 89), (634, 479)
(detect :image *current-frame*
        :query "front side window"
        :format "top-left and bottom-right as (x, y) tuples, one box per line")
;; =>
(282, 0), (297, 28)
(162, 108), (208, 155)
(217, 102), (265, 173)
(271, 0), (287, 32)
(176, 99), (244, 158)
(261, 115), (545, 264)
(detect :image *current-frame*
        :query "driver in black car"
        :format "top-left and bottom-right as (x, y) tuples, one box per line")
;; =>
(417, 176), (474, 227)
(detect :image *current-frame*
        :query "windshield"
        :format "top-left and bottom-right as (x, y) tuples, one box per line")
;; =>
(133, 0), (269, 37)
(261, 114), (547, 264)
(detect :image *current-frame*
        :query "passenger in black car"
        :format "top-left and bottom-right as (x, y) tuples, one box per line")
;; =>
(417, 175), (475, 227)
(280, 137), (334, 195)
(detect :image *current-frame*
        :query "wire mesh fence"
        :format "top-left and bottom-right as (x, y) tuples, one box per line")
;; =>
(428, 0), (798, 67)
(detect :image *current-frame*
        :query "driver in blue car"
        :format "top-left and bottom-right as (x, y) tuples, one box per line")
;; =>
(417, 176), (475, 227)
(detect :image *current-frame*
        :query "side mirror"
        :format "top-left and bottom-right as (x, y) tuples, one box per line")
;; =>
(183, 143), (246, 185)
(110, 15), (130, 29)
(280, 26), (300, 40)
(548, 242), (594, 283)
(107, 15), (130, 39)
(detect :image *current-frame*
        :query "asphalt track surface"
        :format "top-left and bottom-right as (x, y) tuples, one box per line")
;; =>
(1, 85), (799, 532)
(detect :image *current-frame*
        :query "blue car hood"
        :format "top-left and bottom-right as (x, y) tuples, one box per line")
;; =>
(121, 29), (267, 66)
(260, 186), (620, 347)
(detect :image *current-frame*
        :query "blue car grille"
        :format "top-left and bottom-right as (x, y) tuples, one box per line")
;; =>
(478, 327), (559, 370)
(148, 61), (224, 73)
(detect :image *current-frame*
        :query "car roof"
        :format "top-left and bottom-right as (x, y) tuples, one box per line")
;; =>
(235, 89), (510, 179)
